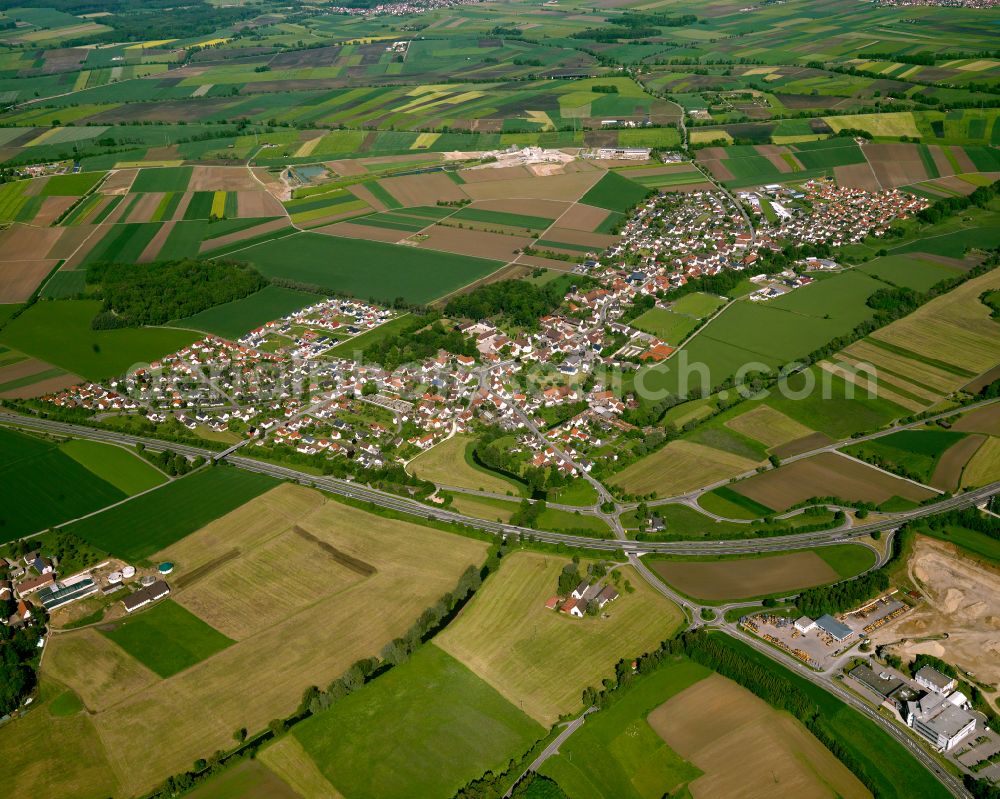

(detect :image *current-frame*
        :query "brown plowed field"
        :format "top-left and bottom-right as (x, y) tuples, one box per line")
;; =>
(461, 171), (602, 202)
(138, 220), (174, 263)
(0, 260), (58, 302)
(543, 226), (617, 248)
(235, 191), (284, 218)
(651, 551), (839, 600)
(315, 221), (405, 243)
(731, 451), (935, 510)
(928, 145), (956, 177)
(863, 143), (928, 188)
(378, 172), (466, 206)
(700, 158), (735, 181)
(469, 197), (569, 218)
(770, 431), (836, 459)
(325, 159), (366, 177)
(931, 175), (982, 196)
(518, 254), (576, 270)
(952, 403), (1000, 435)
(931, 434), (986, 491)
(556, 203), (612, 232)
(189, 166), (259, 192)
(345, 183), (387, 212)
(200, 218), (290, 254)
(32, 195), (77, 226)
(458, 165), (532, 183)
(124, 192), (163, 223)
(417, 225), (530, 261)
(48, 225), (99, 259)
(835, 162), (881, 191)
(964, 364), (1000, 394)
(0, 223), (62, 259)
(650, 674), (871, 799)
(1, 371), (79, 398)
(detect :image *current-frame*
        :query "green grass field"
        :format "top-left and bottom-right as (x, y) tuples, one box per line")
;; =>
(631, 307), (698, 344)
(452, 206), (555, 230)
(102, 599), (234, 678)
(856, 255), (963, 292)
(842, 429), (966, 484)
(0, 300), (199, 381)
(579, 171), (650, 213)
(238, 232), (503, 305)
(0, 427), (126, 543)
(172, 285), (325, 339)
(130, 166), (193, 193)
(539, 659), (709, 799)
(64, 466), (279, 561)
(60, 439), (167, 495)
(292, 644), (544, 799)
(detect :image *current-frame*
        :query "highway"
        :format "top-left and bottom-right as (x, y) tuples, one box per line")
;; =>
(3, 411), (998, 557)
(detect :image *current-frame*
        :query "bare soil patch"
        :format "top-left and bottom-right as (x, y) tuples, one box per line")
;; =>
(543, 226), (617, 248)
(0, 357), (52, 384)
(951, 147), (977, 173)
(952, 403), (1000, 435)
(200, 218), (290, 254)
(32, 196), (77, 226)
(325, 159), (366, 177)
(189, 166), (259, 192)
(649, 674), (871, 799)
(862, 143), (928, 188)
(417, 225), (531, 261)
(556, 203), (612, 232)
(458, 165), (532, 183)
(0, 259), (58, 302)
(931, 434), (986, 491)
(125, 192), (163, 223)
(1, 371), (80, 398)
(316, 221), (406, 243)
(651, 551), (838, 600)
(235, 191), (284, 218)
(700, 158), (735, 182)
(731, 451), (935, 510)
(62, 225), (112, 270)
(835, 162), (881, 191)
(461, 171), (602, 202)
(0, 223), (62, 259)
(928, 145), (956, 177)
(470, 197), (569, 218)
(138, 220), (174, 263)
(932, 175), (982, 196)
(872, 537), (1000, 712)
(345, 183), (388, 212)
(378, 172), (467, 206)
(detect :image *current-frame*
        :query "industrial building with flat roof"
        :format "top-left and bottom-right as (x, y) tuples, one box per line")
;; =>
(37, 577), (98, 611)
(814, 613), (854, 642)
(906, 692), (976, 751)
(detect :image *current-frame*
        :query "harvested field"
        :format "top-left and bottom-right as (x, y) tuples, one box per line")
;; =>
(101, 168), (137, 194)
(556, 202), (612, 231)
(731, 451), (936, 511)
(871, 270), (1000, 375)
(0, 223), (62, 259)
(952, 403), (1000, 435)
(835, 162), (881, 191)
(407, 434), (520, 494)
(724, 405), (814, 449)
(43, 628), (159, 712)
(863, 143), (928, 188)
(872, 537), (1000, 711)
(378, 172), (466, 206)
(258, 736), (342, 799)
(236, 191), (284, 218)
(649, 674), (871, 799)
(416, 225), (531, 261)
(843, 339), (963, 395)
(965, 364), (1000, 394)
(651, 551), (841, 601)
(188, 166), (259, 192)
(59, 484), (488, 796)
(461, 172), (602, 202)
(931, 434), (986, 491)
(0, 259), (58, 302)
(435, 551), (684, 726)
(961, 435), (1000, 488)
(609, 440), (761, 497)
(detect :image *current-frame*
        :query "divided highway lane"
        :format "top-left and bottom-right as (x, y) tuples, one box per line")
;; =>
(3, 412), (998, 556)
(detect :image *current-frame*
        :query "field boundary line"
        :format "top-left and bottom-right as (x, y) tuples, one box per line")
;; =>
(830, 448), (943, 494)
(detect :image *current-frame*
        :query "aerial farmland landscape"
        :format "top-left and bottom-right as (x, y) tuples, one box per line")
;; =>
(0, 0), (999, 797)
